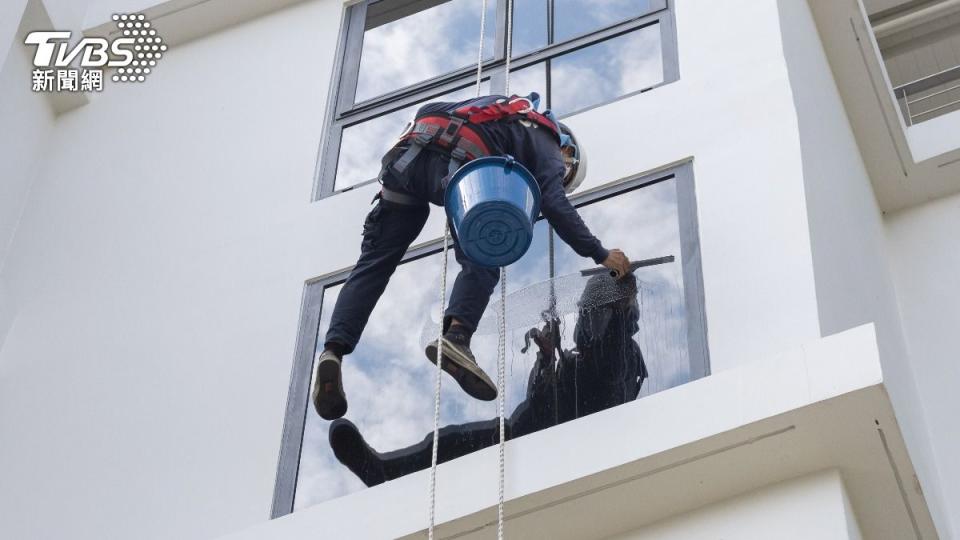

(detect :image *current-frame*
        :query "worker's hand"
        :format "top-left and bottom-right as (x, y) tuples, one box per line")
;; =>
(533, 318), (560, 358)
(602, 249), (631, 279)
(521, 318), (558, 359)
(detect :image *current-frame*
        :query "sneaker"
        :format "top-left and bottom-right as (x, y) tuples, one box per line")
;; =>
(312, 350), (347, 420)
(328, 419), (386, 487)
(425, 335), (498, 401)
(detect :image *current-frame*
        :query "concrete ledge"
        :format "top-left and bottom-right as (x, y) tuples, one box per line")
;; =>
(218, 323), (938, 539)
(83, 0), (312, 48)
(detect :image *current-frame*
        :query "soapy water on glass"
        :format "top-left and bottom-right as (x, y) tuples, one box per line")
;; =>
(417, 270), (689, 399)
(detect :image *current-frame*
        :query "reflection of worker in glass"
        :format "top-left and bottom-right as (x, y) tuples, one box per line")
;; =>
(328, 274), (647, 486)
(313, 94), (632, 421)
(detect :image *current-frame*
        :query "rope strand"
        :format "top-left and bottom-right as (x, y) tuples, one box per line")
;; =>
(497, 4), (513, 539)
(496, 269), (507, 540)
(428, 226), (449, 540)
(504, 0), (513, 95)
(429, 0), (512, 537)
(474, 0), (487, 96)
(428, 1), (488, 538)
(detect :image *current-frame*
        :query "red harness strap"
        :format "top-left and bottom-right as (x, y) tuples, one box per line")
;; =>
(453, 97), (561, 142)
(388, 95), (560, 177)
(401, 115), (491, 159)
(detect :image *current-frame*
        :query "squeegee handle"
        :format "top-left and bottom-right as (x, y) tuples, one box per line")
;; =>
(580, 255), (676, 278)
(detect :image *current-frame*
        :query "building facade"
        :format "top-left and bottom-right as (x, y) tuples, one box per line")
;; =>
(1, 0), (958, 538)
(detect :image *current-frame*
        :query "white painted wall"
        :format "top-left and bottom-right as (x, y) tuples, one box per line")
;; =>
(85, 0), (159, 28)
(0, 0), (29, 72)
(564, 0), (823, 371)
(886, 192), (960, 538)
(0, 1), (342, 539)
(0, 0), (864, 538)
(0, 5), (56, 350)
(609, 470), (861, 540)
(775, 0), (949, 535)
(41, 0), (91, 29)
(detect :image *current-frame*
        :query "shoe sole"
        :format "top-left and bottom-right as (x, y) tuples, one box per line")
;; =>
(313, 358), (348, 420)
(425, 338), (498, 401)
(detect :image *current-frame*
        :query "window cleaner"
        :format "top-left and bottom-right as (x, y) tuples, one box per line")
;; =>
(317, 3), (631, 537)
(313, 93), (631, 421)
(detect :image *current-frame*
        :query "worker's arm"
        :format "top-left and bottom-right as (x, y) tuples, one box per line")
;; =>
(534, 146), (609, 264)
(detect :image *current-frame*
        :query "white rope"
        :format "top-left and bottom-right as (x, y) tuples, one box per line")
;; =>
(428, 1), (488, 539)
(496, 269), (507, 540)
(427, 227), (449, 540)
(497, 3), (514, 539)
(474, 0), (487, 97)
(504, 0), (514, 95)
(429, 1), (515, 537)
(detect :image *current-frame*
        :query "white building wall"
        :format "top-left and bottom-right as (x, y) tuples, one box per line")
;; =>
(885, 192), (960, 539)
(0, 5), (56, 350)
(0, 2), (343, 539)
(609, 470), (861, 540)
(0, 0), (29, 72)
(0, 0), (867, 538)
(775, 0), (949, 534)
(565, 0), (824, 371)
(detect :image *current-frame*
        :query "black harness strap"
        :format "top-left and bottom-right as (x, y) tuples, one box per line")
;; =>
(448, 147), (468, 176)
(391, 132), (433, 174)
(386, 95), (555, 177)
(380, 186), (427, 206)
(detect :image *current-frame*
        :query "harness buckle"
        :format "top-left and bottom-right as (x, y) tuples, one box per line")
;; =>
(413, 131), (433, 146)
(395, 119), (415, 143)
(392, 131), (434, 174)
(448, 147), (468, 176)
(439, 117), (464, 146)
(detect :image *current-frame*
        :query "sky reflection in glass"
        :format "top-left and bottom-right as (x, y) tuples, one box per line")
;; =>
(294, 178), (690, 510)
(511, 0), (548, 56)
(355, 0), (497, 103)
(336, 83), (489, 191)
(335, 22), (662, 191)
(550, 24), (663, 115)
(554, 0), (657, 42)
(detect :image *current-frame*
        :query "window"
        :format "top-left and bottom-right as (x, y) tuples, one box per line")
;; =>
(316, 0), (679, 198)
(274, 163), (708, 516)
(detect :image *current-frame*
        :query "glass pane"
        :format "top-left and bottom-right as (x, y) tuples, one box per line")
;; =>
(550, 181), (689, 397)
(511, 0), (548, 56)
(294, 177), (693, 509)
(335, 83), (489, 191)
(502, 62), (547, 100)
(550, 24), (663, 116)
(355, 0), (497, 103)
(554, 0), (658, 43)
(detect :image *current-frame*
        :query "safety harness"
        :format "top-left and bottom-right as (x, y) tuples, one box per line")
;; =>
(386, 94), (562, 179)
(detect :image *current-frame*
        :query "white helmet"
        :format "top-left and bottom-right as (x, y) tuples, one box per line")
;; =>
(559, 122), (587, 193)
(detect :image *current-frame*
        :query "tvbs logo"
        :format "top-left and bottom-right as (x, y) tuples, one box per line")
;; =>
(25, 13), (166, 92)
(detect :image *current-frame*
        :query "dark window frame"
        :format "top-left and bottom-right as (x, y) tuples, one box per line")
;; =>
(275, 161), (709, 517)
(313, 0), (679, 199)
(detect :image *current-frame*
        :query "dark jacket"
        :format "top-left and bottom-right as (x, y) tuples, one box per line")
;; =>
(383, 95), (609, 265)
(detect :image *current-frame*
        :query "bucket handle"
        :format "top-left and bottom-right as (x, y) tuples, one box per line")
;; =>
(503, 155), (517, 173)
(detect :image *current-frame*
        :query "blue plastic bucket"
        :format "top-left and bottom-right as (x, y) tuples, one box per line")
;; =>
(445, 156), (541, 268)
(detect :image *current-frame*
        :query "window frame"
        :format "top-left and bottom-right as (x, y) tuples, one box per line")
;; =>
(275, 161), (708, 517)
(313, 0), (679, 200)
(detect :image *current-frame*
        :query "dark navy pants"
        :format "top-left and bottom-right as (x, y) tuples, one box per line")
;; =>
(324, 197), (500, 355)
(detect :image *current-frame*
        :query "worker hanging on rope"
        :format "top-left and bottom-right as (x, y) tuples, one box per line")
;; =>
(313, 92), (633, 421)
